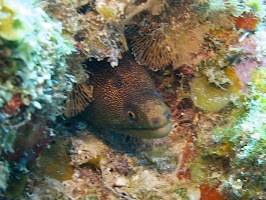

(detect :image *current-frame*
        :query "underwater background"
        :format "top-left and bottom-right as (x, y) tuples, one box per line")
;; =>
(0, 0), (266, 199)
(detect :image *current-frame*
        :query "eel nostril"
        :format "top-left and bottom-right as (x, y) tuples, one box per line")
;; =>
(152, 118), (159, 126)
(164, 111), (172, 120)
(152, 111), (171, 126)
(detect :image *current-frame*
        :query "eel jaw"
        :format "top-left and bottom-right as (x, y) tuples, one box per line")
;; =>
(115, 120), (173, 139)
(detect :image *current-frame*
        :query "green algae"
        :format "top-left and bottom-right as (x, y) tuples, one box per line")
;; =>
(190, 44), (242, 112)
(30, 138), (74, 182)
(3, 173), (27, 198)
(199, 70), (266, 198)
(190, 77), (233, 112)
(0, 0), (29, 41)
(187, 63), (266, 199)
(175, 188), (190, 200)
(80, 155), (102, 172)
(251, 68), (266, 93)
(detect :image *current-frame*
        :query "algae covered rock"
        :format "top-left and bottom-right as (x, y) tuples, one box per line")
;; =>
(0, 0), (75, 191)
(0, 0), (31, 41)
(190, 77), (233, 112)
(0, 0), (74, 152)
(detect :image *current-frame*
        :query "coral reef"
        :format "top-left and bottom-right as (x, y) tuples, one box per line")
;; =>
(40, 0), (129, 66)
(125, 0), (238, 70)
(0, 0), (75, 192)
(125, 0), (266, 71)
(201, 75), (266, 198)
(1, 0), (266, 199)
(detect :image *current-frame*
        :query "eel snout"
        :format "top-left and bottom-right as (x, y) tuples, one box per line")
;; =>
(142, 98), (173, 139)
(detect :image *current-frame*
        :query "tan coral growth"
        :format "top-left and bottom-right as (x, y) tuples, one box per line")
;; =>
(128, 20), (207, 69)
(129, 17), (173, 70)
(126, 0), (237, 70)
(40, 0), (129, 65)
(126, 1), (210, 70)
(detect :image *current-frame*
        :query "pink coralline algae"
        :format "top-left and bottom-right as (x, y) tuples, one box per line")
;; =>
(234, 59), (258, 91)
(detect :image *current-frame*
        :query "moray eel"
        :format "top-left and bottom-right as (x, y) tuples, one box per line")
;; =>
(83, 55), (172, 139)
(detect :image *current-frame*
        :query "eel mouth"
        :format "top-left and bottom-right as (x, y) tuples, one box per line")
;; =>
(116, 121), (173, 139)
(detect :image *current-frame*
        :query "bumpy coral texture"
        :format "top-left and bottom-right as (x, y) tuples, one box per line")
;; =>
(0, 0), (75, 190)
(40, 0), (129, 67)
(126, 0), (257, 70)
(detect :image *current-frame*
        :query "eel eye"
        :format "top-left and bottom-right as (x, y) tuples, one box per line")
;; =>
(127, 110), (136, 120)
(125, 106), (138, 123)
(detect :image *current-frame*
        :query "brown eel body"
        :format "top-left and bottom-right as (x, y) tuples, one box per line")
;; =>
(81, 54), (172, 139)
